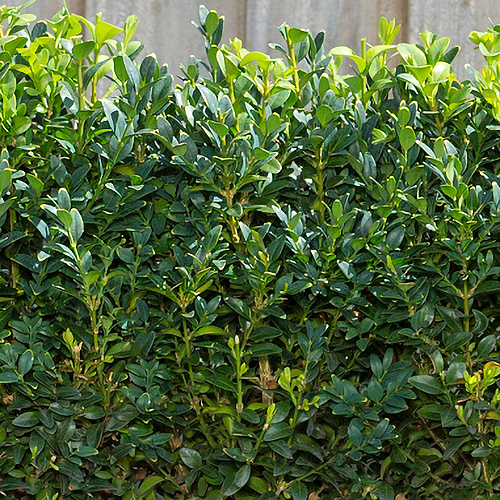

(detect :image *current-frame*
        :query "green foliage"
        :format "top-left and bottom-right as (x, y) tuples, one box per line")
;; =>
(2, 3), (500, 499)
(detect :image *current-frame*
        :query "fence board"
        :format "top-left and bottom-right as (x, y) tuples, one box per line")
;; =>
(245, 0), (407, 56)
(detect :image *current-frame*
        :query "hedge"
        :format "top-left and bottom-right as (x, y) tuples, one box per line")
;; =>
(1, 3), (500, 499)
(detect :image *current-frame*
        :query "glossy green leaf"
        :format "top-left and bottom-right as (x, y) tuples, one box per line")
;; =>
(73, 40), (95, 62)
(0, 370), (18, 383)
(206, 374), (237, 393)
(57, 208), (73, 228)
(179, 447), (203, 469)
(248, 476), (268, 494)
(95, 19), (122, 45)
(12, 411), (39, 427)
(264, 422), (293, 442)
(198, 85), (218, 114)
(235, 464), (251, 488)
(377, 482), (395, 500)
(387, 226), (405, 249)
(397, 43), (427, 66)
(18, 349), (33, 375)
(137, 476), (164, 497)
(205, 11), (219, 36)
(75, 446), (99, 457)
(477, 335), (496, 358)
(70, 208), (84, 242)
(0, 169), (12, 192)
(409, 375), (443, 395)
(290, 481), (308, 500)
(225, 297), (252, 320)
(267, 440), (293, 459)
(400, 126), (416, 151)
(0, 231), (25, 250)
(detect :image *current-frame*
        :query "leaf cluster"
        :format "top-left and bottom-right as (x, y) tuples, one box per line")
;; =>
(2, 3), (500, 500)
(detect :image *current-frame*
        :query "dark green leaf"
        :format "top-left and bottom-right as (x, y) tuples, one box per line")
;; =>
(12, 411), (39, 427)
(408, 375), (443, 395)
(250, 343), (282, 357)
(75, 446), (99, 457)
(225, 297), (252, 320)
(377, 482), (395, 500)
(0, 370), (18, 383)
(264, 422), (293, 442)
(198, 85), (218, 114)
(387, 226), (405, 249)
(267, 440), (293, 459)
(70, 208), (84, 242)
(444, 330), (472, 352)
(234, 464), (251, 488)
(179, 447), (203, 469)
(206, 374), (237, 393)
(18, 349), (33, 375)
(290, 481), (308, 500)
(137, 476), (164, 497)
(0, 231), (25, 250)
(477, 335), (496, 358)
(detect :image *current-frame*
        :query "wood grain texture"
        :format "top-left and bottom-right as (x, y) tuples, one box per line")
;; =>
(245, 0), (407, 55)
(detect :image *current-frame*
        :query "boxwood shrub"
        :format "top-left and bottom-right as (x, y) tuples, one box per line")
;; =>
(2, 3), (500, 499)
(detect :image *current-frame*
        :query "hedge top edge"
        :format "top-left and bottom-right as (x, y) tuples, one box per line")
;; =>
(1, 2), (500, 500)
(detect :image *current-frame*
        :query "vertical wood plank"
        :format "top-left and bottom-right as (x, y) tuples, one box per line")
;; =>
(245, 0), (407, 56)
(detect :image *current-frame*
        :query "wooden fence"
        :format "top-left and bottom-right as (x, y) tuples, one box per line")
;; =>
(8, 0), (500, 78)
